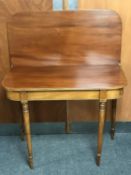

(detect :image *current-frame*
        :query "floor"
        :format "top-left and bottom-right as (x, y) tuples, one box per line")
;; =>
(0, 132), (131, 175)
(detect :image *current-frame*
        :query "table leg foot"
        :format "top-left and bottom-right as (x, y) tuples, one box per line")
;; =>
(96, 154), (101, 166)
(28, 156), (33, 169)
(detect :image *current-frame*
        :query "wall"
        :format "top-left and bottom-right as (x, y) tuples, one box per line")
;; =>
(0, 0), (131, 123)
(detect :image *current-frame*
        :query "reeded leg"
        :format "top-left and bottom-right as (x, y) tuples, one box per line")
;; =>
(21, 101), (33, 169)
(96, 100), (106, 166)
(65, 101), (71, 134)
(110, 99), (117, 140)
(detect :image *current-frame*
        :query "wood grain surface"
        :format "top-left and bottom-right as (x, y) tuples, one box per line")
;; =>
(8, 10), (121, 67)
(3, 65), (126, 91)
(0, 0), (67, 123)
(67, 0), (131, 122)
(0, 0), (130, 123)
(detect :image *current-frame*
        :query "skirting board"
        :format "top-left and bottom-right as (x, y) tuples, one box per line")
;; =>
(0, 122), (131, 136)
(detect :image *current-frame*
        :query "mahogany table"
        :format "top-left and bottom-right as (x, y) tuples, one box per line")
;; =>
(2, 10), (127, 168)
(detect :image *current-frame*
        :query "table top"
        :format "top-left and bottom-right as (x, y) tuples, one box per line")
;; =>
(2, 65), (127, 92)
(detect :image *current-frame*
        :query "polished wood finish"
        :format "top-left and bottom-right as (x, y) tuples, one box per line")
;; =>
(0, 0), (62, 123)
(2, 65), (126, 91)
(6, 89), (123, 101)
(97, 99), (107, 166)
(8, 11), (121, 68)
(21, 100), (33, 169)
(71, 0), (131, 122)
(2, 10), (127, 167)
(1, 0), (131, 123)
(6, 8), (123, 126)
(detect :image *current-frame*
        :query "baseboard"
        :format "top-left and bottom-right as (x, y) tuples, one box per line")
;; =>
(0, 122), (131, 136)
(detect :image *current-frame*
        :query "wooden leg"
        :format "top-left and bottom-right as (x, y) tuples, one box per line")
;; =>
(96, 100), (106, 166)
(65, 101), (71, 134)
(18, 103), (25, 141)
(21, 101), (33, 169)
(20, 114), (25, 141)
(110, 99), (117, 140)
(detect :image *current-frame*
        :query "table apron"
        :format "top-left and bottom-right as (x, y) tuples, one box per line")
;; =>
(6, 89), (123, 101)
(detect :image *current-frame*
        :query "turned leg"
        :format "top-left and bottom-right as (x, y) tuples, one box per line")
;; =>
(65, 101), (71, 134)
(96, 100), (107, 166)
(21, 101), (33, 169)
(110, 99), (117, 140)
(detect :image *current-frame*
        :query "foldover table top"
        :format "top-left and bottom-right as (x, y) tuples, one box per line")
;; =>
(3, 10), (127, 93)
(3, 65), (126, 92)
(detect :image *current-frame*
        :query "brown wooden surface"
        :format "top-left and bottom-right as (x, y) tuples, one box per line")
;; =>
(8, 11), (121, 67)
(6, 89), (123, 102)
(67, 0), (131, 122)
(97, 100), (107, 165)
(21, 101), (33, 168)
(2, 9), (126, 125)
(0, 0), (67, 123)
(3, 65), (126, 91)
(3, 11), (126, 92)
(0, 0), (131, 123)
